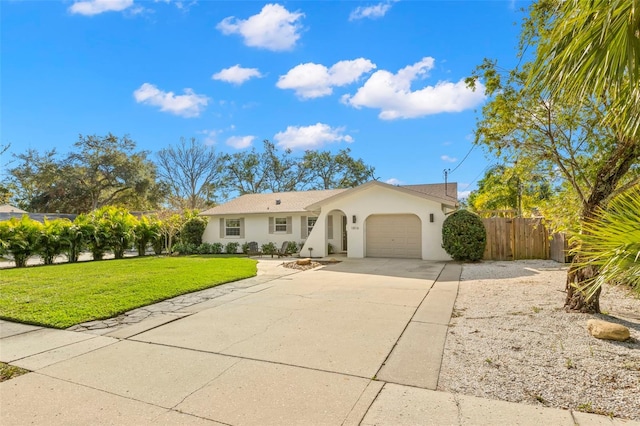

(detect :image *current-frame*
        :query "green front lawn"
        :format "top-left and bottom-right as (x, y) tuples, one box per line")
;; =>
(0, 256), (257, 328)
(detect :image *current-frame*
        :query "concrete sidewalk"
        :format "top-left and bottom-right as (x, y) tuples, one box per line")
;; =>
(1, 258), (638, 425)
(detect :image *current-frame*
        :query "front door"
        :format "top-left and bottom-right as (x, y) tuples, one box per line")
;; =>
(342, 215), (348, 252)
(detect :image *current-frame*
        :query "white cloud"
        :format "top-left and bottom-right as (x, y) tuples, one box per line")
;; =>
(349, 1), (395, 21)
(458, 190), (471, 199)
(274, 123), (353, 150)
(342, 57), (486, 119)
(385, 178), (403, 185)
(441, 155), (457, 163)
(197, 129), (219, 146)
(217, 4), (304, 51)
(277, 58), (376, 99)
(133, 83), (209, 117)
(212, 65), (263, 85)
(226, 135), (255, 149)
(69, 0), (135, 15)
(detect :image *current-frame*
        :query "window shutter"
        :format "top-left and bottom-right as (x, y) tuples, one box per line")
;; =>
(286, 216), (292, 234)
(268, 217), (274, 234)
(327, 215), (334, 239)
(219, 218), (225, 238)
(301, 216), (307, 238)
(239, 218), (245, 238)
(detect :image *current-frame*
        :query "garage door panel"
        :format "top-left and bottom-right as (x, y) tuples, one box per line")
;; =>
(366, 215), (421, 259)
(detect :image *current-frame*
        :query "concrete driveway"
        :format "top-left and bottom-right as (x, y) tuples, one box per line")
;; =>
(3, 258), (618, 425)
(1, 258), (454, 425)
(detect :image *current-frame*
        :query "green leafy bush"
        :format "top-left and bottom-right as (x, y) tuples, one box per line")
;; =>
(180, 217), (207, 247)
(197, 242), (214, 254)
(173, 242), (198, 255)
(241, 242), (250, 254)
(212, 243), (223, 254)
(287, 241), (299, 254)
(261, 242), (277, 257)
(442, 210), (486, 261)
(225, 242), (240, 254)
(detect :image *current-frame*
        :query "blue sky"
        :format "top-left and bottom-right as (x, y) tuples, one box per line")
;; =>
(1, 0), (527, 199)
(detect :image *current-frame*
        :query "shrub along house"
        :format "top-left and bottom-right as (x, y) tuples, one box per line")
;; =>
(200, 180), (458, 260)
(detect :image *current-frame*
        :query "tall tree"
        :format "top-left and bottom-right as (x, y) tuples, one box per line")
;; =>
(8, 134), (164, 213)
(156, 137), (227, 210)
(303, 148), (376, 190)
(224, 147), (269, 195)
(468, 1), (640, 312)
(262, 140), (307, 192)
(8, 149), (63, 211)
(65, 133), (162, 212)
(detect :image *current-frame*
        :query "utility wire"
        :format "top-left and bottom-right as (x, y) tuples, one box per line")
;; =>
(449, 144), (475, 174)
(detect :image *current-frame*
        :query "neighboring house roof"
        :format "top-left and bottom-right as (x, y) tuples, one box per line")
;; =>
(0, 212), (78, 223)
(200, 189), (348, 216)
(0, 204), (27, 213)
(305, 181), (459, 211)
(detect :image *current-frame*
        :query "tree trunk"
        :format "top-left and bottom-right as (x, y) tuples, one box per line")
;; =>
(565, 257), (601, 313)
(564, 138), (638, 313)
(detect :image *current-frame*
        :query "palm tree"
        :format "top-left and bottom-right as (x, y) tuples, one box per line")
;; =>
(528, 0), (640, 312)
(573, 187), (640, 299)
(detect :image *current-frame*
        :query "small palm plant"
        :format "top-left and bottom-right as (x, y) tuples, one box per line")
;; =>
(38, 218), (71, 265)
(0, 215), (41, 267)
(573, 187), (640, 300)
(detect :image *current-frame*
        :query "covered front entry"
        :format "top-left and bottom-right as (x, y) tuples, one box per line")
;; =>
(365, 214), (422, 259)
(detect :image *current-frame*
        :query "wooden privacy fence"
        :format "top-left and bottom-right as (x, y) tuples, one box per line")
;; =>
(482, 217), (553, 261)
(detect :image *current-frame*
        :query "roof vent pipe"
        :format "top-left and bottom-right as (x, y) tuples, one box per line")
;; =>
(275, 199), (281, 205)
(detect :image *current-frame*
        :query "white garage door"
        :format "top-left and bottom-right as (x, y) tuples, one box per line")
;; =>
(366, 214), (422, 259)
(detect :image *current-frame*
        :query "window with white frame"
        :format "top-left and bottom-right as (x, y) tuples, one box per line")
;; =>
(274, 217), (287, 232)
(307, 217), (317, 236)
(225, 219), (241, 236)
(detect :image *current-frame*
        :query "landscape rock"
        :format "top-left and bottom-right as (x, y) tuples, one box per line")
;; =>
(587, 319), (630, 341)
(296, 258), (312, 266)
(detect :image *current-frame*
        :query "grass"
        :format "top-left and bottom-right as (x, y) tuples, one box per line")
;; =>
(0, 255), (257, 328)
(0, 362), (29, 382)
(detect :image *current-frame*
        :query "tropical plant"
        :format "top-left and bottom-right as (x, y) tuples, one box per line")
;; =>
(0, 215), (41, 267)
(468, 1), (640, 312)
(63, 221), (87, 263)
(38, 218), (71, 265)
(94, 206), (137, 259)
(572, 187), (640, 301)
(74, 213), (107, 261)
(134, 215), (161, 256)
(527, 0), (640, 312)
(442, 210), (486, 262)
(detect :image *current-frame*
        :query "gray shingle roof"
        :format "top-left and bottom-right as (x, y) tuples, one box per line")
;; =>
(200, 189), (348, 215)
(402, 183), (458, 204)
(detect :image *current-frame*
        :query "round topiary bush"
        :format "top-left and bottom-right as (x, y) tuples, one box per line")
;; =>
(442, 209), (486, 261)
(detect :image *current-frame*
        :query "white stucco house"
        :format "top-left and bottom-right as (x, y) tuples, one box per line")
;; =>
(200, 180), (458, 260)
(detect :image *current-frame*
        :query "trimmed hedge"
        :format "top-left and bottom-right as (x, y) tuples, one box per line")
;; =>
(442, 209), (486, 261)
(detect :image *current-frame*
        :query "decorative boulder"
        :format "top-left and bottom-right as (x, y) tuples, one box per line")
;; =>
(587, 319), (630, 341)
(296, 258), (311, 266)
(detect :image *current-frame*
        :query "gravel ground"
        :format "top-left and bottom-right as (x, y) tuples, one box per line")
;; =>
(438, 260), (640, 421)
